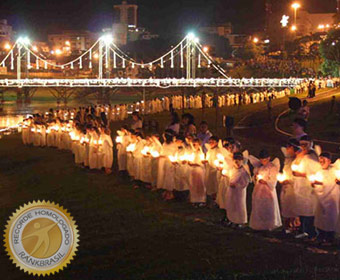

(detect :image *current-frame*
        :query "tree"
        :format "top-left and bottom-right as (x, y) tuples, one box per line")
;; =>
(319, 29), (340, 76)
(233, 40), (264, 60)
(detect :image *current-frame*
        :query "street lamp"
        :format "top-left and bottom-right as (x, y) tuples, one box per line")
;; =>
(291, 2), (301, 25)
(100, 34), (113, 45)
(187, 32), (195, 40)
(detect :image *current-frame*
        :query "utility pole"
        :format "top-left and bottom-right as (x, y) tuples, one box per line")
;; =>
(17, 44), (22, 80)
(98, 40), (103, 79)
(186, 37), (191, 80)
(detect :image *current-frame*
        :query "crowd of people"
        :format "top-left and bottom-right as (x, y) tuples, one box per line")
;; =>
(116, 113), (340, 245)
(19, 77), (340, 246)
(246, 57), (316, 78)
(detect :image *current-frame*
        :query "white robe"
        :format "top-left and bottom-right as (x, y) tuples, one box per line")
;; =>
(189, 150), (206, 203)
(250, 162), (282, 230)
(157, 142), (177, 191)
(226, 166), (250, 224)
(314, 167), (339, 232)
(292, 154), (319, 216)
(280, 156), (297, 218)
(101, 134), (113, 168)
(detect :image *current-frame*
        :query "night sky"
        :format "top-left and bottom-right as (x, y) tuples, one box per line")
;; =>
(0, 0), (337, 40)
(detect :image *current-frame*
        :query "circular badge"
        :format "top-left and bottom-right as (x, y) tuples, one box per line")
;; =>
(3, 201), (79, 276)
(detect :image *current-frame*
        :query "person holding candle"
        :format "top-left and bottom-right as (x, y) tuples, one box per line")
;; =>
(280, 138), (300, 234)
(157, 129), (177, 200)
(292, 135), (319, 240)
(89, 127), (100, 170)
(174, 136), (191, 195)
(150, 134), (162, 190)
(116, 126), (129, 175)
(188, 139), (206, 206)
(131, 111), (143, 131)
(311, 152), (339, 245)
(223, 152), (251, 228)
(204, 136), (223, 201)
(100, 127), (113, 174)
(249, 149), (282, 231)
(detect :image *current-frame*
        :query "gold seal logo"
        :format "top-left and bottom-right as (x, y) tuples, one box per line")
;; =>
(3, 201), (79, 276)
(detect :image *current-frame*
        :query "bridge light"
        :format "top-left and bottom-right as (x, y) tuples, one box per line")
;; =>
(101, 34), (113, 45)
(17, 36), (30, 45)
(187, 32), (195, 41)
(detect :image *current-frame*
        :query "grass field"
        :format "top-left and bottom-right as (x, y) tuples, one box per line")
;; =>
(1, 89), (340, 280)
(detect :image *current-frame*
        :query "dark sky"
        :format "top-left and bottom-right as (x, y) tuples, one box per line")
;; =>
(0, 0), (337, 40)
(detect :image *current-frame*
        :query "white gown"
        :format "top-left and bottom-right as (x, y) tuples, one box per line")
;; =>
(280, 150), (297, 218)
(314, 167), (339, 232)
(292, 154), (319, 216)
(189, 150), (206, 203)
(226, 166), (250, 224)
(157, 142), (177, 190)
(101, 134), (113, 168)
(250, 161), (282, 230)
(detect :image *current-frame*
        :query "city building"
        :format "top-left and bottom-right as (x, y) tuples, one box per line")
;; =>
(199, 23), (233, 38)
(113, 0), (138, 45)
(0, 19), (14, 43)
(47, 30), (97, 54)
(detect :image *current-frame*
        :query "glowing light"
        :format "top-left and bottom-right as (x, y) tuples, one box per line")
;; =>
(308, 172), (323, 183)
(17, 36), (30, 45)
(93, 53), (99, 59)
(253, 37), (259, 43)
(187, 32), (195, 40)
(115, 136), (122, 143)
(291, 25), (297, 31)
(101, 34), (113, 45)
(281, 15), (290, 27)
(126, 143), (136, 152)
(291, 2), (301, 10)
(277, 173), (287, 182)
(257, 174), (264, 180)
(203, 46), (209, 53)
(151, 150), (160, 158)
(318, 24), (325, 30)
(4, 43), (11, 50)
(55, 49), (62, 55)
(335, 170), (340, 180)
(65, 41), (70, 46)
(32, 46), (38, 52)
(264, 39), (270, 44)
(169, 155), (178, 163)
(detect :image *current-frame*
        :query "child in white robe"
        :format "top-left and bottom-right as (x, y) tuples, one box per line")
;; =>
(116, 128), (129, 173)
(279, 139), (300, 234)
(203, 136), (222, 199)
(249, 149), (282, 231)
(312, 152), (339, 244)
(157, 130), (177, 200)
(224, 152), (250, 227)
(100, 127), (113, 174)
(150, 135), (162, 189)
(188, 139), (206, 206)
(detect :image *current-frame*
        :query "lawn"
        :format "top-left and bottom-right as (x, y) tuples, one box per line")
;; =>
(1, 88), (340, 279)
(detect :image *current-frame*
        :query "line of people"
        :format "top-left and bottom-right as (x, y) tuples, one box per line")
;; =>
(116, 116), (340, 245)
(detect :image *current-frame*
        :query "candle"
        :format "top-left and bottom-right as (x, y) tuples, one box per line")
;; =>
(141, 146), (150, 156)
(126, 143), (136, 152)
(151, 150), (160, 158)
(308, 172), (323, 183)
(31, 128), (36, 132)
(98, 140), (103, 145)
(93, 140), (98, 145)
(200, 153), (205, 161)
(222, 169), (229, 176)
(116, 136), (122, 143)
(169, 155), (178, 163)
(335, 170), (340, 180)
(187, 153), (195, 163)
(277, 173), (286, 183)
(217, 153), (224, 162)
(257, 174), (264, 180)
